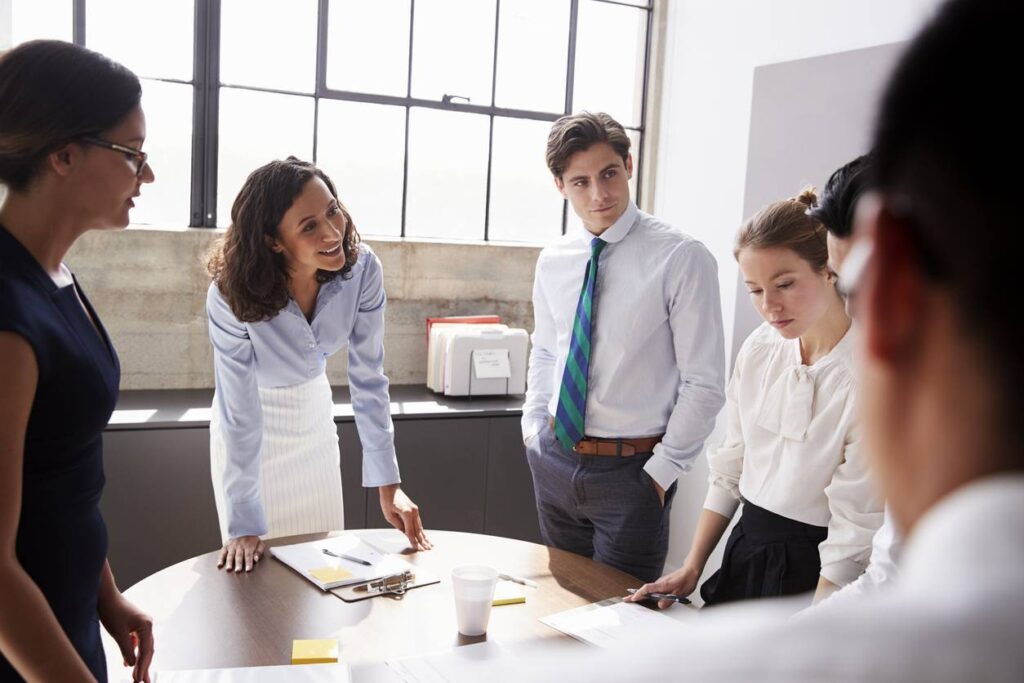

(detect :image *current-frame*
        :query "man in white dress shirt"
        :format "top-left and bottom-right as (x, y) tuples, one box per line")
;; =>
(521, 111), (725, 581)
(809, 155), (903, 608)
(535, 0), (1024, 679)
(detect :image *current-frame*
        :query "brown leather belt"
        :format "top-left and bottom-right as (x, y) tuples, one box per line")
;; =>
(549, 417), (663, 457)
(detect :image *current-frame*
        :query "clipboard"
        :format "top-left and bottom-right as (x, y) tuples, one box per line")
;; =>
(330, 568), (440, 602)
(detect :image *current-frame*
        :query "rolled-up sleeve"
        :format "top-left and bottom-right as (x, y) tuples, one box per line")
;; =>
(644, 242), (727, 491)
(818, 395), (885, 586)
(207, 283), (267, 539)
(347, 249), (401, 488)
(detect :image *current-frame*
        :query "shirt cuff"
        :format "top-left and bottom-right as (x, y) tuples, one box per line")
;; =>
(521, 414), (548, 443)
(643, 451), (689, 491)
(703, 485), (741, 519)
(361, 446), (402, 488)
(227, 498), (268, 539)
(820, 557), (864, 587)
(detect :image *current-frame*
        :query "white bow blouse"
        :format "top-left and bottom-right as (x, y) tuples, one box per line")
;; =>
(703, 322), (883, 586)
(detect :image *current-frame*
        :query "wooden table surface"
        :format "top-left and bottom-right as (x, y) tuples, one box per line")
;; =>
(104, 529), (645, 678)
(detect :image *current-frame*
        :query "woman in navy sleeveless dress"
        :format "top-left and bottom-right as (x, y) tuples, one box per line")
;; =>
(0, 42), (155, 682)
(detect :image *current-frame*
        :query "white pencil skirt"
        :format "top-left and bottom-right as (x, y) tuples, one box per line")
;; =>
(210, 372), (344, 543)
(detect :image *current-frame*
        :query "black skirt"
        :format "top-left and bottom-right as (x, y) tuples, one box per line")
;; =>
(700, 500), (827, 607)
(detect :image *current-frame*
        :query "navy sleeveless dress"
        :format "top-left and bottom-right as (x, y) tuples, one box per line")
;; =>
(0, 225), (119, 681)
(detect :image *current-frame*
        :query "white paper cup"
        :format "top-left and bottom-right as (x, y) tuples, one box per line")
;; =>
(451, 565), (498, 636)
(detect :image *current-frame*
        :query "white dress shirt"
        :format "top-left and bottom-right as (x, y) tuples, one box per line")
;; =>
(537, 474), (1024, 682)
(521, 201), (726, 490)
(704, 322), (883, 586)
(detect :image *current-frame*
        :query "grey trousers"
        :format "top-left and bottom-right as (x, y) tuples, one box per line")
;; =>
(525, 421), (677, 582)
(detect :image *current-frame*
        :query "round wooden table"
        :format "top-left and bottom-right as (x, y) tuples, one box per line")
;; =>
(104, 529), (644, 677)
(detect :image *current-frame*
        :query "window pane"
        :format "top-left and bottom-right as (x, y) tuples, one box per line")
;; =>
(87, 0), (192, 81)
(565, 127), (641, 236)
(217, 89), (315, 226)
(10, 0), (72, 44)
(131, 80), (192, 227)
(410, 0), (496, 105)
(494, 0), (570, 113)
(316, 100), (405, 237)
(572, 1), (646, 127)
(488, 117), (563, 243)
(221, 0), (317, 93)
(405, 108), (489, 240)
(326, 0), (410, 97)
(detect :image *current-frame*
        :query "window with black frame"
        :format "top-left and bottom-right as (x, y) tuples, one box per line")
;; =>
(3, 0), (653, 242)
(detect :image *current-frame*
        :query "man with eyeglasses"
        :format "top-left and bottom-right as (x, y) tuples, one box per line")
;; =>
(806, 155), (903, 612)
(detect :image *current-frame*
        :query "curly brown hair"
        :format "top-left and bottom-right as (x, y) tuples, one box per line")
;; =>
(206, 157), (361, 322)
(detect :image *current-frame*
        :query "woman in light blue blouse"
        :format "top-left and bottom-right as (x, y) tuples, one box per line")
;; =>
(205, 157), (431, 572)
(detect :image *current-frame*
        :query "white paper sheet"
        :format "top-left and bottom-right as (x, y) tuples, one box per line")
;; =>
(539, 599), (693, 648)
(385, 642), (525, 683)
(156, 663), (351, 682)
(270, 534), (414, 590)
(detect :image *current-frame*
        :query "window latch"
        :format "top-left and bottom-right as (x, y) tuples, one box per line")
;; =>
(441, 93), (471, 105)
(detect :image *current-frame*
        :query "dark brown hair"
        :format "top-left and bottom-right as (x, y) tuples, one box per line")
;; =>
(545, 111), (631, 178)
(734, 187), (829, 273)
(0, 40), (141, 191)
(206, 157), (360, 323)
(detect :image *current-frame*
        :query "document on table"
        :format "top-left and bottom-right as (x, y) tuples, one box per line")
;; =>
(384, 642), (526, 683)
(539, 598), (693, 648)
(154, 663), (351, 682)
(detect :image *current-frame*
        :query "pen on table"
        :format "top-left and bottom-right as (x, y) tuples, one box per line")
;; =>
(322, 548), (372, 566)
(499, 573), (538, 588)
(626, 588), (690, 605)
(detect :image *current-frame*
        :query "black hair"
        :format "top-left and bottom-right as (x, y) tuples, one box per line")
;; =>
(808, 154), (872, 239)
(872, 0), (1021, 439)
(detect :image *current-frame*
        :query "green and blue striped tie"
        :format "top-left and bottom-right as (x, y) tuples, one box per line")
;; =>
(555, 237), (607, 451)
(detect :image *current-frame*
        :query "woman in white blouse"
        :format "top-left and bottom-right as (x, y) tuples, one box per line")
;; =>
(628, 188), (883, 608)
(205, 157), (430, 573)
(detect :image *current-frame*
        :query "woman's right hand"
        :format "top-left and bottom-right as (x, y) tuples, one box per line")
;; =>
(217, 535), (266, 573)
(624, 562), (703, 609)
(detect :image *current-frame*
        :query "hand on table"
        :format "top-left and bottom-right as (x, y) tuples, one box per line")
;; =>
(379, 484), (432, 551)
(217, 535), (266, 573)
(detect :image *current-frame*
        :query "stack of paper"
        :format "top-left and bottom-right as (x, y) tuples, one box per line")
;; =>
(155, 663), (351, 682)
(270, 535), (415, 591)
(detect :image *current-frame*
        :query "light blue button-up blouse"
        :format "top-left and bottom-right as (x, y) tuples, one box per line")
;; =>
(206, 244), (400, 538)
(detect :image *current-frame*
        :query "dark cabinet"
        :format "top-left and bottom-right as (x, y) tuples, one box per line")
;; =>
(363, 418), (490, 533)
(483, 418), (543, 544)
(101, 428), (222, 589)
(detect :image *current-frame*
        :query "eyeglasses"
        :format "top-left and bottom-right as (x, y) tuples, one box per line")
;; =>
(78, 136), (149, 177)
(836, 237), (874, 299)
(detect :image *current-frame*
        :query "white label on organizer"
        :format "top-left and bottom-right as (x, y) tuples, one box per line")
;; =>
(472, 348), (511, 379)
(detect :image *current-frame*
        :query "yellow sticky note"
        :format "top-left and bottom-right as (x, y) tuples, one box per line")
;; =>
(309, 566), (353, 583)
(292, 639), (339, 665)
(492, 582), (526, 606)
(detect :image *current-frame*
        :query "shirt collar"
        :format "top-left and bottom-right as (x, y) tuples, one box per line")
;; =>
(577, 200), (639, 245)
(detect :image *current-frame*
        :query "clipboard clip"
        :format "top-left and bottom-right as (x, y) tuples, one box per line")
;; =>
(353, 570), (415, 599)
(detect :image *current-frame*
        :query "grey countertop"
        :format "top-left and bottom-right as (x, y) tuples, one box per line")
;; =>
(109, 385), (524, 430)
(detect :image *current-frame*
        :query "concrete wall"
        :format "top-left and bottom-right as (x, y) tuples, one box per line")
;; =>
(67, 229), (539, 389)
